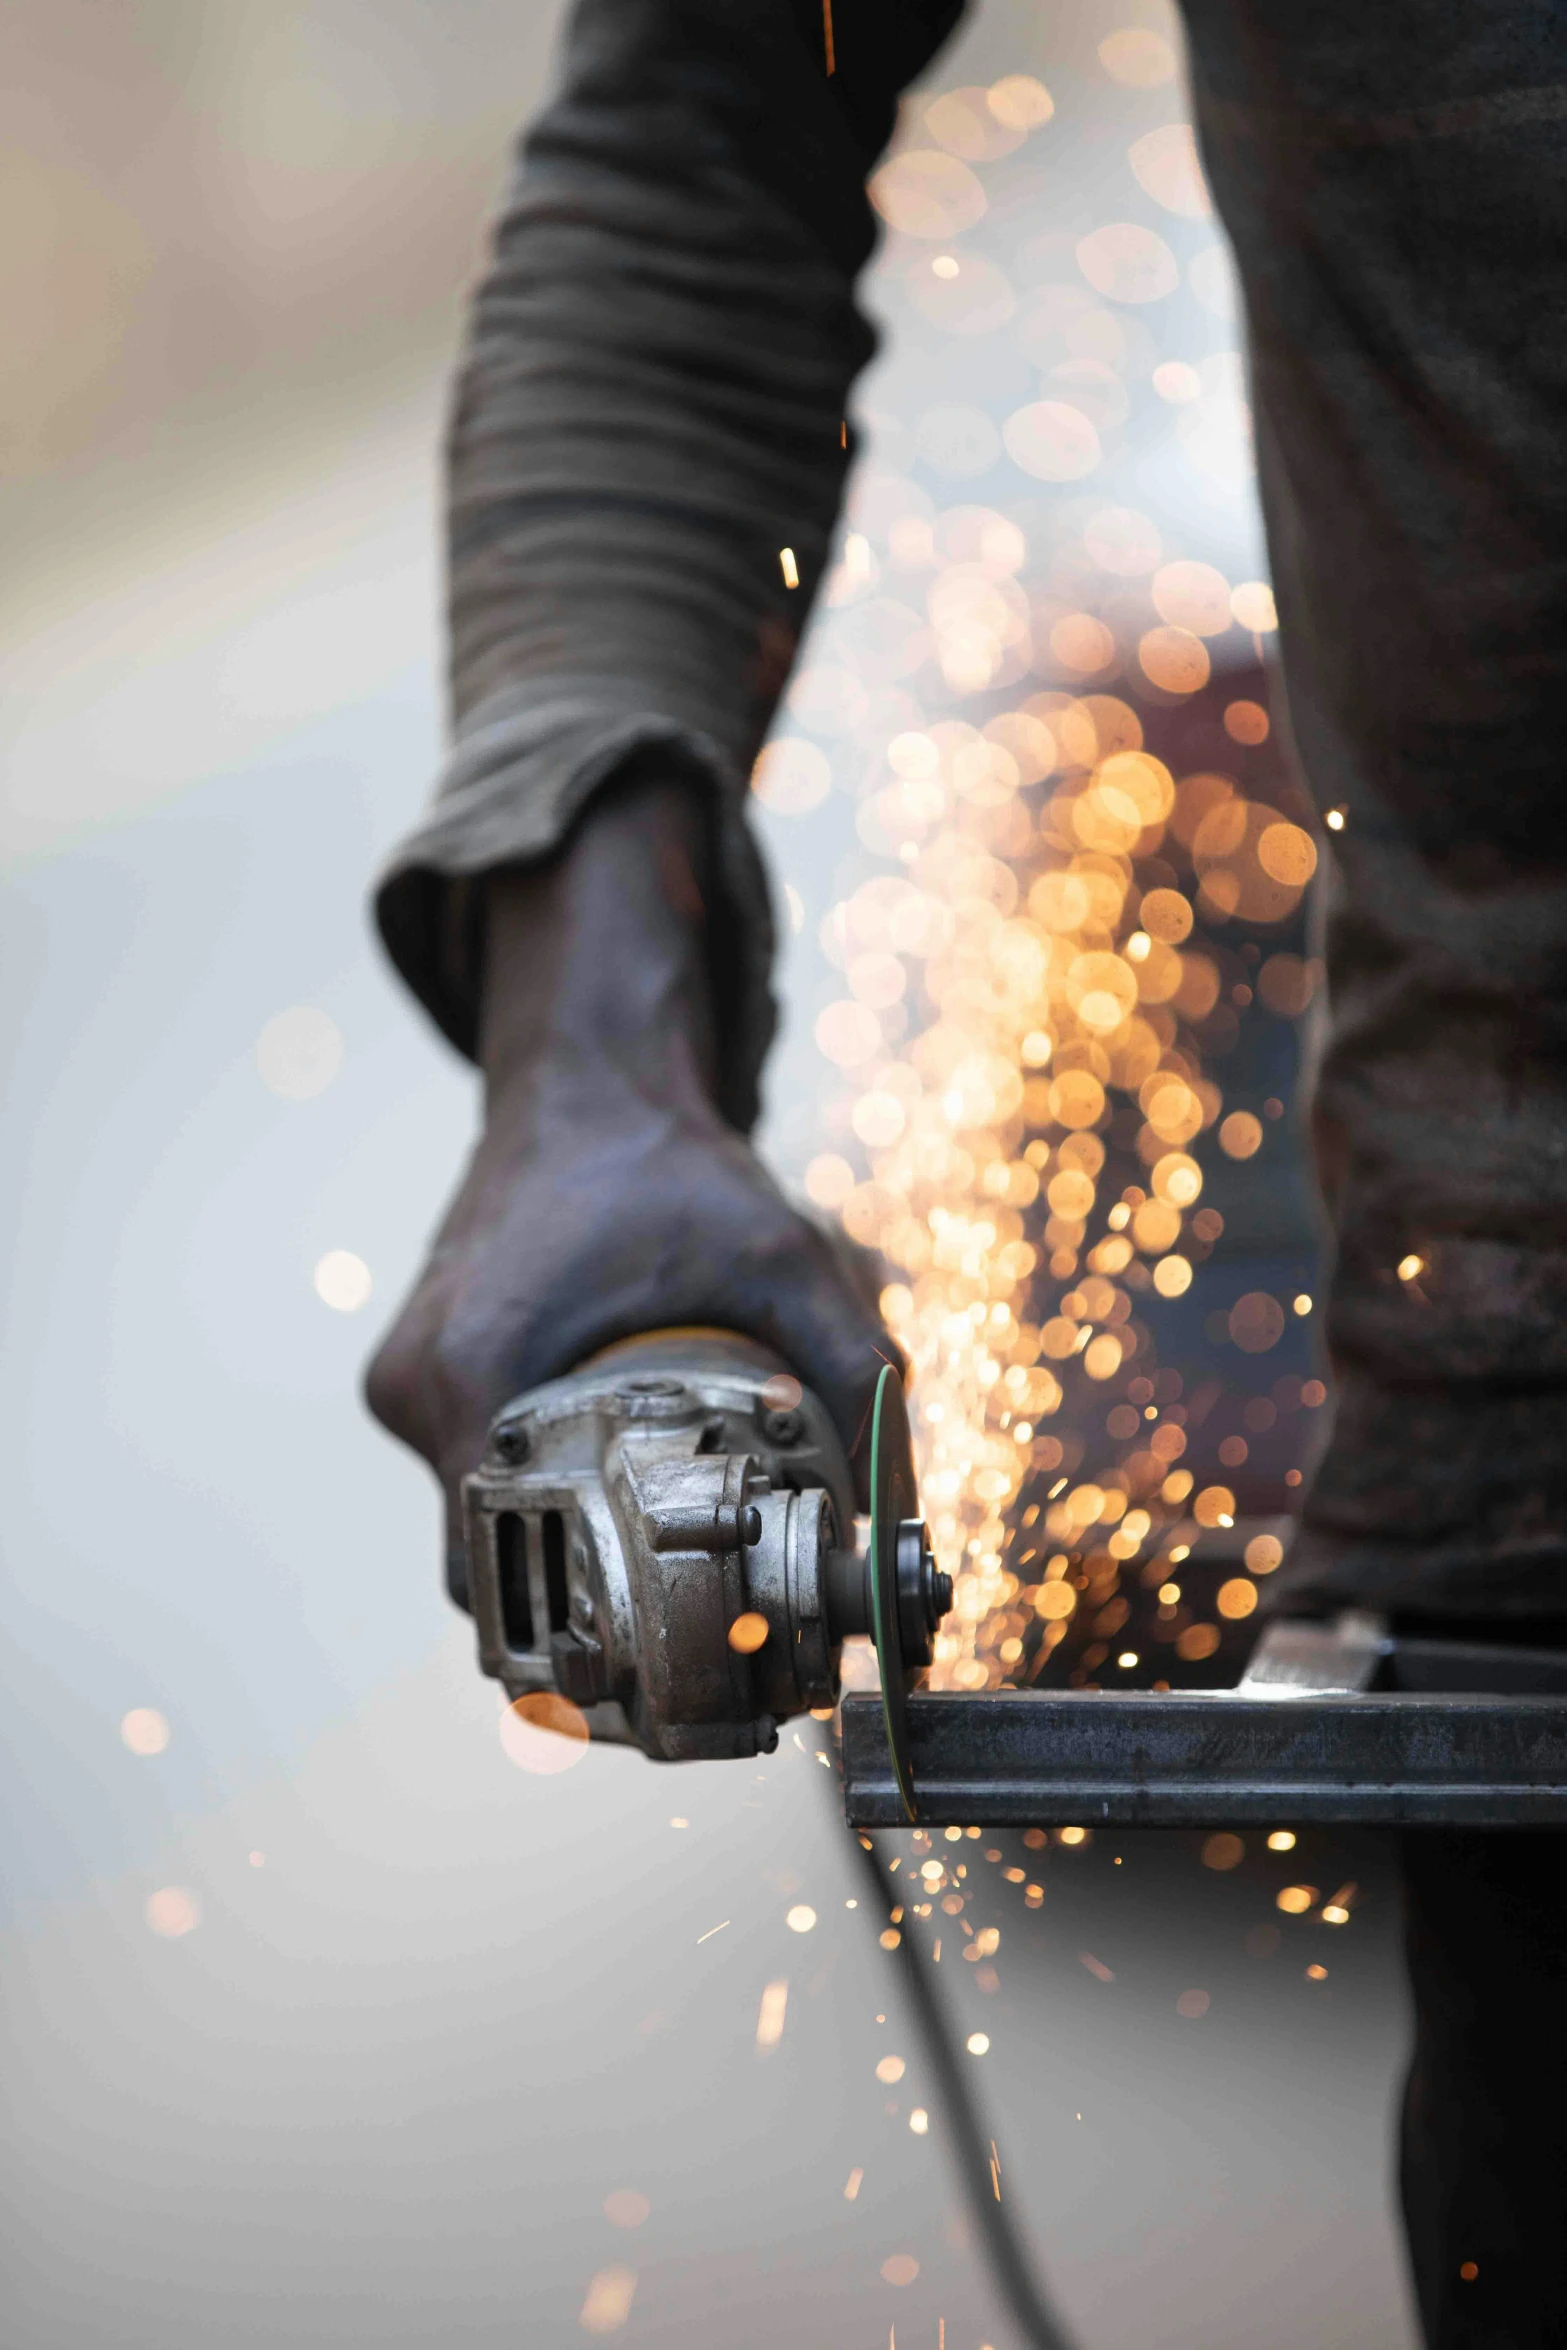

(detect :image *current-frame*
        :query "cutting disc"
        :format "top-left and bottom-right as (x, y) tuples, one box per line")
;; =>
(868, 1361), (920, 1822)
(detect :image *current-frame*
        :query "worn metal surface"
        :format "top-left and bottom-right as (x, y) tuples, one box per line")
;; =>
(465, 1332), (858, 1760)
(1238, 1611), (1388, 1694)
(841, 1687), (1567, 1827)
(466, 1331), (951, 1765)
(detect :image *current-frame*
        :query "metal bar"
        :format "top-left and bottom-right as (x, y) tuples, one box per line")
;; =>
(840, 1689), (1567, 1827)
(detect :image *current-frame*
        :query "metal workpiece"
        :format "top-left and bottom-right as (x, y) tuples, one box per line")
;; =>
(1236, 1609), (1388, 1696)
(840, 1685), (1567, 1827)
(465, 1331), (892, 1762)
(839, 1608), (1567, 1826)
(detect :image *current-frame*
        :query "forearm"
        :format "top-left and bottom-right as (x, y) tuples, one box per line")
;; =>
(449, 0), (961, 734)
(479, 771), (720, 1123)
(375, 0), (964, 1116)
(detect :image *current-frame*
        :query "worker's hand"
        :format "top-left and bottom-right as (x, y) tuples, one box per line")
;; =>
(365, 770), (895, 1603)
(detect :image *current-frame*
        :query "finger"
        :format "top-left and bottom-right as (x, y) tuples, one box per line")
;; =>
(432, 1369), (525, 1615)
(439, 1447), (478, 1612)
(754, 1218), (903, 1508)
(363, 1270), (450, 1462)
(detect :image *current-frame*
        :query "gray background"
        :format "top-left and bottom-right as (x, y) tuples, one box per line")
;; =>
(1, 2), (1416, 2342)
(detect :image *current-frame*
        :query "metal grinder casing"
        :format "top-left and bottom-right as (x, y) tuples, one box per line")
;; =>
(464, 1333), (884, 1761)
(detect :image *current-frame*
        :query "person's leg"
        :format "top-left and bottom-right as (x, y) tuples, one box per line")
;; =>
(1400, 1833), (1567, 2345)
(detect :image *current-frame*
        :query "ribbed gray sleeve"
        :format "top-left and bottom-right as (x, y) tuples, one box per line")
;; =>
(374, 0), (964, 1127)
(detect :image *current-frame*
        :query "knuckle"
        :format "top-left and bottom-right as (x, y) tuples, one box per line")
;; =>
(364, 1325), (426, 1446)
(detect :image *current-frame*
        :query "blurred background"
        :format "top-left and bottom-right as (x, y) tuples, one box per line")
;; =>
(0, 2), (1416, 2344)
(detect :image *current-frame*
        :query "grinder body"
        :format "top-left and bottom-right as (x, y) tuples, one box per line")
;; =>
(463, 1333), (921, 1760)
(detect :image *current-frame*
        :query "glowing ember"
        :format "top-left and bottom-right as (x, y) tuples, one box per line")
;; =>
(120, 1707), (170, 1757)
(756, 1981), (789, 2052)
(579, 2266), (636, 2334)
(145, 1887), (201, 1939)
(499, 1691), (590, 1774)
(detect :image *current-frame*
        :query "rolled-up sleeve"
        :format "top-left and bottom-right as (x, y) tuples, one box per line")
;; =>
(374, 0), (964, 1126)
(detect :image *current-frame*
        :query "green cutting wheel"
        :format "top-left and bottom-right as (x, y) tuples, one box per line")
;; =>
(867, 1363), (952, 1823)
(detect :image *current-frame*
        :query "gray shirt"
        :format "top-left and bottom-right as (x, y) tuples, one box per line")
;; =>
(377, 0), (1567, 1622)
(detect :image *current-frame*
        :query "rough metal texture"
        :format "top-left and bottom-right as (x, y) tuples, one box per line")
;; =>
(841, 1687), (1567, 1827)
(464, 1332), (858, 1760)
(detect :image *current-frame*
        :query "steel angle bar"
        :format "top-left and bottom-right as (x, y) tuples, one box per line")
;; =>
(839, 1689), (1567, 1828)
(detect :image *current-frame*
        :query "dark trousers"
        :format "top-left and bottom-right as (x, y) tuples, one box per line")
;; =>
(1178, 8), (1567, 2338)
(1402, 1835), (1567, 2345)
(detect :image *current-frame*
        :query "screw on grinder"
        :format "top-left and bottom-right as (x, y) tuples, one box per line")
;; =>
(463, 1331), (948, 1809)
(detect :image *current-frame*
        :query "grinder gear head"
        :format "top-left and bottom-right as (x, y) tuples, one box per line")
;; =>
(463, 1333), (947, 1802)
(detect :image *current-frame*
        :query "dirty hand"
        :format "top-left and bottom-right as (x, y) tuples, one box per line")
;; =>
(365, 770), (894, 1602)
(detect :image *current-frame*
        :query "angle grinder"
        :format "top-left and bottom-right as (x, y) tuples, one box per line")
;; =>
(463, 1330), (948, 1816)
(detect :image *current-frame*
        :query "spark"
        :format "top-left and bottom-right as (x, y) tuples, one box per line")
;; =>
(779, 546), (800, 589)
(796, 58), (1327, 1727)
(579, 2267), (636, 2334)
(145, 1888), (200, 1939)
(695, 1919), (730, 1944)
(756, 1980), (789, 2050)
(314, 1249), (371, 1312)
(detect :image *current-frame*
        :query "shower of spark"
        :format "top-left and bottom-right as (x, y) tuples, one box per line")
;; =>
(760, 47), (1326, 1691)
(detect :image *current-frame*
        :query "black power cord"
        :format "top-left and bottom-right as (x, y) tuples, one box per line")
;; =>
(844, 1825), (1081, 2350)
